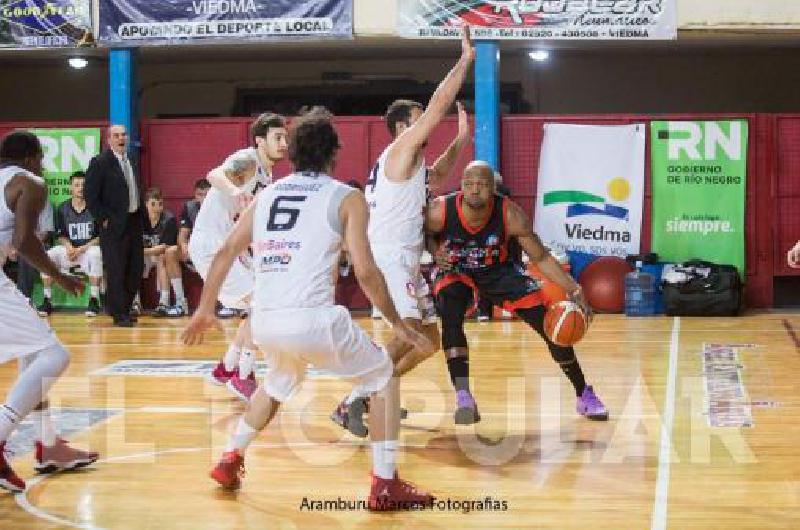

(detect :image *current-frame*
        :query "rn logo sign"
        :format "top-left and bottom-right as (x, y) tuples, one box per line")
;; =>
(32, 128), (101, 204)
(666, 121), (743, 162)
(651, 120), (748, 273)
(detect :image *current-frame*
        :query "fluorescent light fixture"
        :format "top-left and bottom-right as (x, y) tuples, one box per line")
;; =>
(529, 50), (550, 62)
(68, 57), (88, 69)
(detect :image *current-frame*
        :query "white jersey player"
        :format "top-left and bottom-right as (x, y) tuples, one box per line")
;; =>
(331, 26), (475, 437)
(183, 107), (436, 509)
(0, 131), (97, 493)
(189, 113), (288, 401)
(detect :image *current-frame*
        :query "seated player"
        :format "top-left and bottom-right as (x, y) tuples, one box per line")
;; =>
(139, 187), (178, 316)
(164, 178), (211, 316)
(38, 171), (102, 317)
(427, 161), (609, 424)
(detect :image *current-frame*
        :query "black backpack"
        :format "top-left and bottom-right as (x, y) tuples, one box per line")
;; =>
(662, 260), (743, 316)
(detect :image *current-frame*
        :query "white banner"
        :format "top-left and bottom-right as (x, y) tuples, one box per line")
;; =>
(397, 1), (677, 40)
(534, 123), (645, 258)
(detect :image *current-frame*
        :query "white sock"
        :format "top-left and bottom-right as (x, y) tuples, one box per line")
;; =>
(171, 278), (185, 303)
(371, 440), (398, 480)
(223, 345), (241, 372)
(238, 349), (255, 379)
(227, 417), (258, 453)
(345, 388), (366, 405)
(43, 287), (52, 299)
(29, 409), (58, 446)
(0, 404), (22, 442)
(159, 290), (170, 306)
(90, 285), (99, 299)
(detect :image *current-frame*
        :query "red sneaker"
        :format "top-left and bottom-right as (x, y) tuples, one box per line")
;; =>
(34, 438), (99, 473)
(0, 441), (25, 493)
(210, 450), (245, 490)
(208, 361), (237, 386)
(226, 372), (257, 401)
(367, 473), (434, 511)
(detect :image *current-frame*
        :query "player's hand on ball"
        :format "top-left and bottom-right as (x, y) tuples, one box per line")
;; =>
(395, 322), (435, 356)
(182, 311), (222, 345)
(570, 287), (593, 323)
(55, 272), (83, 296)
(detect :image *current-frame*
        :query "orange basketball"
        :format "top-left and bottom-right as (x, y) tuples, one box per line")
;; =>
(544, 301), (588, 347)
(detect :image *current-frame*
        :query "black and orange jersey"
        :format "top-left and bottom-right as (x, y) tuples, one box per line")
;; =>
(439, 192), (510, 274)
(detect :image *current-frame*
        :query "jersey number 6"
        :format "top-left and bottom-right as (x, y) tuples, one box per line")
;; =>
(267, 195), (307, 231)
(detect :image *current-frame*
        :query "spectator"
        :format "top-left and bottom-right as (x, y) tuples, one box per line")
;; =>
(85, 124), (144, 327)
(38, 171), (102, 317)
(139, 187), (178, 317)
(789, 241), (800, 268)
(164, 178), (210, 316)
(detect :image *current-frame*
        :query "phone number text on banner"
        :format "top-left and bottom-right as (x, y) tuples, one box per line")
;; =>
(99, 0), (352, 44)
(398, 0), (677, 40)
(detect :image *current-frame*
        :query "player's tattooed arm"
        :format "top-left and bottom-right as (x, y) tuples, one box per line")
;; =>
(506, 201), (584, 300)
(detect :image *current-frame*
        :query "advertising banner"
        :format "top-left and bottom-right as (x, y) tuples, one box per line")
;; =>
(31, 128), (101, 206)
(0, 0), (93, 48)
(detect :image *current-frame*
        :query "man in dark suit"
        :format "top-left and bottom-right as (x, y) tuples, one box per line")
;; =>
(85, 125), (144, 327)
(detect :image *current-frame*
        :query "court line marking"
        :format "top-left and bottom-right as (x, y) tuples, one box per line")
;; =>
(781, 319), (800, 352)
(14, 441), (430, 529)
(651, 317), (680, 530)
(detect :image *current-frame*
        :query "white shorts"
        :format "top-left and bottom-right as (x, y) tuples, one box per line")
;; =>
(189, 233), (253, 310)
(142, 254), (163, 279)
(374, 248), (437, 325)
(0, 275), (58, 363)
(46, 245), (103, 278)
(252, 305), (393, 403)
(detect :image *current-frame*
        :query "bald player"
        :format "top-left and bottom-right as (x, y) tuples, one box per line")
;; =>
(427, 161), (609, 424)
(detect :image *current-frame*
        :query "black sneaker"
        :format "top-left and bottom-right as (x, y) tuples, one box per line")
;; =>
(153, 304), (169, 317)
(37, 298), (53, 317)
(85, 297), (100, 317)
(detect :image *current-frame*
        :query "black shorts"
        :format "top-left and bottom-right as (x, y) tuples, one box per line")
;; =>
(433, 263), (544, 312)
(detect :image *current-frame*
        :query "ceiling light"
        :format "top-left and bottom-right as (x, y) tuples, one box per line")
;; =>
(68, 57), (88, 69)
(529, 50), (550, 62)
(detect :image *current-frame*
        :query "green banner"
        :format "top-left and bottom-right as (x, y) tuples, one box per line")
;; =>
(31, 128), (101, 206)
(29, 128), (101, 309)
(651, 120), (747, 274)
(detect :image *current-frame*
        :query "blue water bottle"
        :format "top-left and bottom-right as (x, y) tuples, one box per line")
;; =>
(625, 261), (656, 316)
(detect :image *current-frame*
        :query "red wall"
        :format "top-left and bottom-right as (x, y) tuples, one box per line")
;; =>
(4, 114), (796, 308)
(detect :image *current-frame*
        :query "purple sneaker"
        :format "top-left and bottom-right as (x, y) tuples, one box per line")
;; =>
(576, 385), (608, 421)
(454, 389), (480, 425)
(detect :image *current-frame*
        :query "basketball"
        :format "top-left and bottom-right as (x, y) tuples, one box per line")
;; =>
(544, 300), (588, 346)
(578, 256), (633, 313)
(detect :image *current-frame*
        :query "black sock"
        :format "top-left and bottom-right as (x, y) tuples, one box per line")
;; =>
(559, 359), (587, 397)
(446, 356), (470, 392)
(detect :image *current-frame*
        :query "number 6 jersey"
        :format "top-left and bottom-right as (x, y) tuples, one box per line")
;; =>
(252, 172), (354, 311)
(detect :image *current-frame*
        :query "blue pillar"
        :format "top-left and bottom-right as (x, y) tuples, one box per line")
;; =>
(109, 49), (138, 156)
(474, 41), (500, 171)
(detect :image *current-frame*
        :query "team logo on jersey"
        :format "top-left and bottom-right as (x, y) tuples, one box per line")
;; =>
(260, 253), (292, 267)
(486, 234), (500, 247)
(406, 281), (416, 297)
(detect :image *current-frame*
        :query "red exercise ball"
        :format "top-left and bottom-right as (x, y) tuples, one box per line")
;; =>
(578, 256), (633, 313)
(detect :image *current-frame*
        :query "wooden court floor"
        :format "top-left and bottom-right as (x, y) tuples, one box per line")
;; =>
(1, 312), (799, 529)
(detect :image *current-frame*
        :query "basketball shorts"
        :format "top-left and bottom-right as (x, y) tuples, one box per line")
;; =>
(252, 305), (393, 402)
(142, 254), (162, 279)
(433, 263), (544, 313)
(0, 274), (59, 363)
(46, 245), (103, 278)
(188, 231), (253, 310)
(373, 247), (437, 325)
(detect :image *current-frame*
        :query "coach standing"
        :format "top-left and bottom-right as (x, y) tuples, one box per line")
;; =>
(85, 125), (144, 327)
